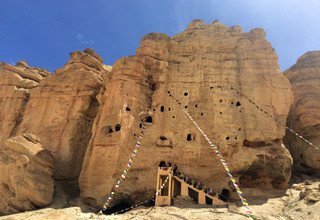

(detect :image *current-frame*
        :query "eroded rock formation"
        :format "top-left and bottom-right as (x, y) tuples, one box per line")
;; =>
(0, 134), (54, 215)
(0, 61), (50, 145)
(17, 49), (107, 180)
(79, 20), (293, 207)
(284, 51), (320, 173)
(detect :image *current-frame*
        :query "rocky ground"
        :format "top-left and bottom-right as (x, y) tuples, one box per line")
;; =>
(1, 178), (319, 220)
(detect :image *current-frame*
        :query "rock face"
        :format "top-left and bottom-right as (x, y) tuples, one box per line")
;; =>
(17, 49), (106, 180)
(0, 134), (54, 215)
(0, 61), (50, 145)
(284, 51), (320, 173)
(79, 20), (293, 207)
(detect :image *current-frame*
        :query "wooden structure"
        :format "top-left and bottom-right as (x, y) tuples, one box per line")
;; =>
(155, 167), (228, 207)
(155, 167), (173, 206)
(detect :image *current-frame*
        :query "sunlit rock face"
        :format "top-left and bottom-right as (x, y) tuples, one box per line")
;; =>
(79, 20), (293, 207)
(16, 49), (107, 180)
(284, 51), (320, 173)
(0, 61), (50, 145)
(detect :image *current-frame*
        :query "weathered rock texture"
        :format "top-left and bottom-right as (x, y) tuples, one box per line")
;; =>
(0, 61), (50, 145)
(0, 134), (54, 215)
(17, 49), (106, 180)
(284, 51), (320, 173)
(79, 20), (293, 207)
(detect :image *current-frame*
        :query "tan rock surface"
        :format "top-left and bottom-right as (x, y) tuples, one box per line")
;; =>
(2, 180), (320, 220)
(0, 62), (50, 145)
(79, 20), (293, 207)
(0, 134), (54, 215)
(284, 51), (320, 172)
(17, 49), (106, 180)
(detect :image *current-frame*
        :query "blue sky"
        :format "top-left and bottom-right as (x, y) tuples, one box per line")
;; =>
(0, 0), (319, 72)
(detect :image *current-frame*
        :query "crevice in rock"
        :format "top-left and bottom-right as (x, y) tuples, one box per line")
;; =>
(9, 93), (30, 138)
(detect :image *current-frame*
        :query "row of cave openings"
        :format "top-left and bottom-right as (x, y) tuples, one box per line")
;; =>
(109, 89), (242, 142)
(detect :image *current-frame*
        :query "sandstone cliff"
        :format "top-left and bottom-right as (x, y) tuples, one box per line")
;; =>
(79, 20), (293, 207)
(0, 134), (54, 215)
(284, 51), (320, 173)
(17, 49), (107, 180)
(0, 61), (50, 145)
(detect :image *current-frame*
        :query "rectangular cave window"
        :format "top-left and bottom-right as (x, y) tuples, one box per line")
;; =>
(187, 134), (195, 141)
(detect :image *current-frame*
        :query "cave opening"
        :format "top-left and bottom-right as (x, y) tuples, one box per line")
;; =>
(226, 136), (230, 140)
(150, 83), (156, 91)
(126, 107), (131, 111)
(115, 124), (121, 131)
(102, 197), (134, 215)
(160, 136), (167, 141)
(195, 104), (198, 108)
(236, 101), (241, 107)
(160, 106), (165, 112)
(184, 92), (188, 96)
(219, 188), (230, 202)
(187, 134), (194, 141)
(146, 116), (153, 123)
(104, 126), (113, 134)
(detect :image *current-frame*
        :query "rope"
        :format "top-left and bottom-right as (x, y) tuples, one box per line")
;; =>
(98, 113), (149, 215)
(229, 86), (319, 150)
(168, 91), (254, 220)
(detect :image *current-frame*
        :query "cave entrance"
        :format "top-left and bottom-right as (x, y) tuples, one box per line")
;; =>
(146, 116), (153, 124)
(219, 188), (230, 202)
(102, 197), (134, 215)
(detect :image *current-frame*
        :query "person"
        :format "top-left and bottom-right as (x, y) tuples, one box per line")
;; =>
(196, 181), (202, 190)
(192, 180), (198, 188)
(172, 164), (178, 175)
(208, 188), (213, 196)
(202, 185), (207, 193)
(159, 161), (166, 169)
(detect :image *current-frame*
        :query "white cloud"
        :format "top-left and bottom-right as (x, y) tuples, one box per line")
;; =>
(76, 33), (84, 40)
(75, 33), (95, 45)
(81, 39), (95, 45)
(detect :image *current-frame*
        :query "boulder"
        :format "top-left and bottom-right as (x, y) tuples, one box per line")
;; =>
(284, 51), (320, 172)
(79, 20), (293, 207)
(0, 134), (54, 215)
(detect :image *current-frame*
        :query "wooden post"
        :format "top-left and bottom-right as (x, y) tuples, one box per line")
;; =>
(155, 168), (173, 206)
(181, 182), (189, 196)
(198, 191), (206, 205)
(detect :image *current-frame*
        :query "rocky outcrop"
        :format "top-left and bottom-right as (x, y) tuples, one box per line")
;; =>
(17, 49), (106, 180)
(0, 134), (54, 215)
(79, 20), (293, 207)
(0, 61), (50, 145)
(284, 51), (320, 173)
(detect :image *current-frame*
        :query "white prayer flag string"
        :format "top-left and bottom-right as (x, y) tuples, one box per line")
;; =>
(168, 91), (254, 220)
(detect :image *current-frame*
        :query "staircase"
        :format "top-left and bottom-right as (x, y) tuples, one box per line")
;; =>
(155, 167), (228, 208)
